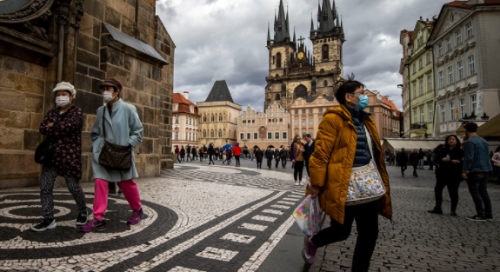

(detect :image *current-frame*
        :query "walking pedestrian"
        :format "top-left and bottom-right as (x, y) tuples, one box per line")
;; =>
(255, 147), (263, 169)
(233, 143), (242, 167)
(428, 135), (464, 216)
(192, 146), (197, 161)
(418, 148), (425, 169)
(180, 146), (186, 162)
(265, 147), (273, 170)
(280, 146), (288, 169)
(208, 144), (215, 165)
(274, 148), (281, 168)
(304, 134), (316, 176)
(214, 148), (220, 161)
(199, 145), (205, 162)
(81, 78), (144, 233)
(492, 146), (500, 188)
(462, 122), (493, 221)
(397, 148), (408, 177)
(186, 145), (192, 162)
(32, 82), (88, 232)
(304, 78), (391, 271)
(427, 150), (434, 170)
(290, 135), (305, 186)
(175, 146), (181, 163)
(409, 149), (419, 177)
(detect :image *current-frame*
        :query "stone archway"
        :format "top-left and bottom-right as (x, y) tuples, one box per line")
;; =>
(294, 85), (308, 99)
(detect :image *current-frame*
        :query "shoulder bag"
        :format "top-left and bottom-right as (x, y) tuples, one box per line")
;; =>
(98, 107), (132, 171)
(345, 126), (387, 206)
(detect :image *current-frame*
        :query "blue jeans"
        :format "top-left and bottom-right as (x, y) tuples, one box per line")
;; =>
(418, 159), (424, 169)
(466, 172), (492, 218)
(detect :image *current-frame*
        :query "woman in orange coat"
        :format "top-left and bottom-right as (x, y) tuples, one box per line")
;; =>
(303, 78), (392, 272)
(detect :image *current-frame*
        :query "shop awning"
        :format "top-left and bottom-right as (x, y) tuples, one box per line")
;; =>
(478, 114), (500, 137)
(382, 139), (444, 151)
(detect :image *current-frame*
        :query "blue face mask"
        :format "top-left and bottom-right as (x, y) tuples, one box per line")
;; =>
(355, 95), (369, 110)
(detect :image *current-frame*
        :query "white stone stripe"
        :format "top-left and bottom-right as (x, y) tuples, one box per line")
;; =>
(237, 216), (295, 272)
(239, 223), (268, 231)
(252, 215), (277, 222)
(168, 266), (207, 272)
(125, 191), (286, 272)
(283, 197), (300, 201)
(221, 233), (256, 244)
(196, 247), (238, 262)
(270, 204), (291, 210)
(277, 201), (295, 205)
(262, 209), (283, 215)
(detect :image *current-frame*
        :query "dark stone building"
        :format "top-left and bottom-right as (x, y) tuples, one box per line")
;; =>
(0, 0), (175, 189)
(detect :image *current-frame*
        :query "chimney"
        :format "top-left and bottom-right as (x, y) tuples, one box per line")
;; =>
(182, 91), (189, 100)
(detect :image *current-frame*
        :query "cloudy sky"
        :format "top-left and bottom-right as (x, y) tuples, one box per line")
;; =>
(157, 0), (451, 111)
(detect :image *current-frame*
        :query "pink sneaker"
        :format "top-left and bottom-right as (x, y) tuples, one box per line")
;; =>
(302, 236), (317, 264)
(80, 219), (106, 233)
(127, 208), (143, 225)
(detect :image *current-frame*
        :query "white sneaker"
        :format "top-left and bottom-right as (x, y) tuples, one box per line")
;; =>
(295, 181), (299, 186)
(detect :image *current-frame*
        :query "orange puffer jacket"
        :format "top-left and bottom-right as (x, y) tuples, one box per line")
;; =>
(308, 105), (392, 224)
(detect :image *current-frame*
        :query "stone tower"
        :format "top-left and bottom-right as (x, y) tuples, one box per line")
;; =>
(265, 0), (345, 111)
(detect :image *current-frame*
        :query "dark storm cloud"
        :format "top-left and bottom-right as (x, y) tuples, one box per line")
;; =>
(157, 0), (450, 110)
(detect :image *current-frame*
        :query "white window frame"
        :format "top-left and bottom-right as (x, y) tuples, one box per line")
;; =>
(471, 94), (477, 114)
(441, 104), (446, 123)
(254, 132), (258, 140)
(446, 37), (452, 52)
(302, 119), (306, 126)
(240, 133), (244, 140)
(412, 83), (417, 98)
(466, 21), (473, 39)
(275, 132), (280, 140)
(282, 131), (287, 140)
(450, 100), (456, 121)
(294, 119), (299, 126)
(438, 44), (443, 56)
(246, 133), (251, 140)
(459, 98), (465, 118)
(468, 55), (475, 75)
(439, 71), (444, 88)
(419, 79), (424, 95)
(458, 60), (464, 80)
(413, 110), (417, 123)
(427, 75), (432, 92)
(448, 65), (454, 84)
(309, 118), (313, 126)
(426, 52), (431, 65)
(420, 107), (425, 124)
(174, 132), (179, 140)
(428, 104), (433, 121)
(267, 132), (272, 140)
(456, 29), (462, 45)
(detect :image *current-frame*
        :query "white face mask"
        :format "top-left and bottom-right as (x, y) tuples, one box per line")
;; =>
(103, 91), (116, 103)
(55, 96), (71, 107)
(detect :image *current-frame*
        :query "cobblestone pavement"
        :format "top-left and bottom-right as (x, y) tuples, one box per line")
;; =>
(0, 159), (499, 272)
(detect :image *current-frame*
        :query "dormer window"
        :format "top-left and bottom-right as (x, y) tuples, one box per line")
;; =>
(189, 105), (194, 113)
(173, 104), (178, 111)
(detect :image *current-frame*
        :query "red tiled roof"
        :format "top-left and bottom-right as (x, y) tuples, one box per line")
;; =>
(173, 93), (200, 116)
(445, 0), (500, 8)
(381, 96), (401, 117)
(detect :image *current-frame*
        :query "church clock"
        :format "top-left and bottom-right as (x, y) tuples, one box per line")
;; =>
(297, 52), (304, 60)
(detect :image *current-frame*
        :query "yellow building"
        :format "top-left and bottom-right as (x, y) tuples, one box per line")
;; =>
(407, 19), (435, 138)
(237, 103), (291, 150)
(197, 81), (242, 148)
(265, 0), (345, 111)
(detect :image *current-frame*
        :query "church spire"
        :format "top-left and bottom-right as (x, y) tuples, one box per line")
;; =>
(318, 0), (336, 33)
(293, 26), (296, 43)
(267, 21), (271, 45)
(273, 0), (290, 43)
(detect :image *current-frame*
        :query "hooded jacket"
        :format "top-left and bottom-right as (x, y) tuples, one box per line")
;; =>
(308, 105), (392, 224)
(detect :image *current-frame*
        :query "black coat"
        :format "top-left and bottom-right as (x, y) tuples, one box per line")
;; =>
(397, 151), (408, 165)
(409, 152), (419, 166)
(304, 141), (316, 162)
(435, 147), (464, 180)
(274, 150), (281, 160)
(255, 149), (264, 160)
(265, 149), (274, 160)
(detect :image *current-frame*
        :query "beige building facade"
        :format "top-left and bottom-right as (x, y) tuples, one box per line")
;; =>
(399, 30), (413, 138)
(0, 0), (174, 189)
(237, 103), (290, 150)
(172, 92), (200, 151)
(265, 0), (345, 111)
(197, 81), (242, 148)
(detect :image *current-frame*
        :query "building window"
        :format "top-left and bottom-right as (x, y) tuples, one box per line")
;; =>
(466, 21), (473, 39)
(323, 80), (327, 87)
(174, 132), (179, 140)
(210, 130), (214, 138)
(203, 130), (206, 138)
(211, 115), (215, 122)
(450, 101), (456, 121)
(302, 109), (306, 114)
(439, 71), (444, 88)
(302, 119), (306, 126)
(186, 118), (188, 124)
(268, 132), (272, 140)
(322, 44), (329, 60)
(426, 52), (431, 65)
(441, 105), (446, 123)
(448, 65), (454, 84)
(459, 98), (465, 118)
(294, 119), (299, 126)
(446, 37), (452, 52)
(471, 94), (477, 114)
(468, 55), (475, 75)
(219, 114), (223, 121)
(275, 93), (281, 100)
(246, 133), (250, 139)
(294, 109), (298, 114)
(456, 29), (462, 45)
(309, 118), (313, 126)
(203, 115), (207, 122)
(438, 44), (443, 56)
(420, 108), (424, 124)
(412, 63), (416, 74)
(419, 79), (424, 95)
(282, 132), (287, 139)
(319, 117), (322, 123)
(413, 110), (417, 123)
(219, 129), (222, 137)
(412, 83), (416, 98)
(319, 108), (323, 114)
(185, 132), (188, 140)
(458, 61), (464, 80)
(428, 104), (433, 121)
(254, 133), (258, 139)
(427, 75), (432, 92)
(309, 109), (313, 114)
(275, 132), (280, 139)
(276, 53), (282, 68)
(419, 59), (423, 69)
(175, 116), (179, 124)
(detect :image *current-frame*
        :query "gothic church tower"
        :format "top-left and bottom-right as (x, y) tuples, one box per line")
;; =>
(265, 0), (345, 111)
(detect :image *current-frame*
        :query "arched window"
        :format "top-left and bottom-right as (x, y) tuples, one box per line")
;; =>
(275, 93), (281, 100)
(324, 80), (328, 87)
(294, 85), (308, 99)
(210, 130), (215, 138)
(322, 44), (329, 60)
(218, 129), (222, 137)
(276, 53), (282, 68)
(211, 114), (215, 122)
(219, 114), (223, 121)
(203, 130), (207, 138)
(203, 115), (207, 122)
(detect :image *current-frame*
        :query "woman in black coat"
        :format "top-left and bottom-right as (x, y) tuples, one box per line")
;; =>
(274, 149), (281, 168)
(265, 147), (274, 169)
(428, 135), (464, 216)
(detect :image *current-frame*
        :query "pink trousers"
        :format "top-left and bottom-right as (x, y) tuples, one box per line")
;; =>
(93, 179), (142, 220)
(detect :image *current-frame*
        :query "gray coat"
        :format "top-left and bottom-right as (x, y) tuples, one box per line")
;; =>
(91, 99), (143, 182)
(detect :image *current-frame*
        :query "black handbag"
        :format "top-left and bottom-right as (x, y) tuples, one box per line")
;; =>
(35, 139), (55, 164)
(98, 107), (132, 171)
